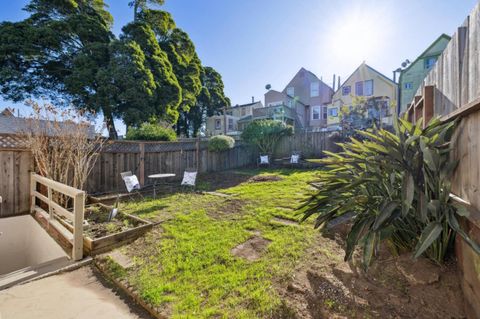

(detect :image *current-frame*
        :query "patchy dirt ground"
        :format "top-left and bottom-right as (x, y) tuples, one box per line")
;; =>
(231, 233), (271, 261)
(248, 175), (285, 183)
(276, 232), (466, 319)
(83, 206), (142, 239)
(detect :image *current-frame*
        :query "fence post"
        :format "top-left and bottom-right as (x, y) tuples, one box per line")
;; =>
(196, 136), (200, 172)
(30, 172), (35, 214)
(72, 192), (85, 261)
(47, 186), (53, 220)
(423, 85), (435, 127)
(139, 143), (145, 186)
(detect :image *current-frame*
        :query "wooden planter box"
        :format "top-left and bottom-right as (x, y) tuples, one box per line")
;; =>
(85, 213), (152, 256)
(57, 203), (153, 256)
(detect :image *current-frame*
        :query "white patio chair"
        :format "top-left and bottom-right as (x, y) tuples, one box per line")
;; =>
(120, 171), (144, 199)
(258, 155), (270, 166)
(290, 154), (300, 164)
(181, 170), (197, 190)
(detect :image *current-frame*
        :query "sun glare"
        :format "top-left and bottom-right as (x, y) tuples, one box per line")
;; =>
(327, 5), (392, 63)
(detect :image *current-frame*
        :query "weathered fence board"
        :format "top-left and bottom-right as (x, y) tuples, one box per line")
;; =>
(275, 131), (337, 158)
(409, 3), (480, 317)
(84, 143), (254, 194)
(0, 150), (32, 217)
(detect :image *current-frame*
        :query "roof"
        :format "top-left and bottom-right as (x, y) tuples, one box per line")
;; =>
(237, 115), (253, 123)
(0, 110), (96, 137)
(284, 67), (334, 92)
(399, 33), (451, 80)
(335, 62), (396, 95)
(231, 101), (262, 108)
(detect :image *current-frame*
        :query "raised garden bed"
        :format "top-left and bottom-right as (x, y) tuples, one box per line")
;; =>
(58, 203), (153, 256)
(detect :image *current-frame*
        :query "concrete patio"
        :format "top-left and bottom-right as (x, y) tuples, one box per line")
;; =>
(0, 266), (150, 319)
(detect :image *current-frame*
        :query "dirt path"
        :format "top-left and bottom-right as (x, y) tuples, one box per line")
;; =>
(277, 233), (465, 319)
(0, 266), (152, 319)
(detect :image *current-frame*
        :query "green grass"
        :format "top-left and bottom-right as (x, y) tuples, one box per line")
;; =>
(117, 168), (320, 318)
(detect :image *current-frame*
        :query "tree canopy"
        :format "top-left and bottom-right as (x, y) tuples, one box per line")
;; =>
(0, 0), (229, 139)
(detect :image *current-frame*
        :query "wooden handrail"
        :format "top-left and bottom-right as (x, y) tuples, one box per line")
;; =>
(30, 173), (85, 261)
(31, 174), (84, 198)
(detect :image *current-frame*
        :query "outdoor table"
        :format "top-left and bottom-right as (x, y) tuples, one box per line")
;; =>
(148, 173), (176, 199)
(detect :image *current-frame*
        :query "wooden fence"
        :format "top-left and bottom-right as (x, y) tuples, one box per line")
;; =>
(407, 3), (480, 317)
(0, 148), (32, 217)
(275, 131), (339, 158)
(0, 137), (255, 210)
(85, 140), (255, 194)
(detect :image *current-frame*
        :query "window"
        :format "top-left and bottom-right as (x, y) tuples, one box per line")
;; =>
(322, 106), (328, 120)
(342, 86), (351, 96)
(404, 82), (413, 89)
(310, 82), (320, 97)
(228, 118), (234, 131)
(424, 57), (436, 69)
(355, 81), (364, 96)
(364, 80), (373, 96)
(328, 107), (338, 117)
(268, 101), (283, 107)
(286, 87), (294, 97)
(312, 105), (321, 120)
(215, 119), (221, 130)
(241, 107), (246, 116)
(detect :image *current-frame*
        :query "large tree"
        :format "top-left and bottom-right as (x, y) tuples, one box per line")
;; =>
(137, 9), (203, 136)
(0, 0), (121, 138)
(112, 20), (182, 128)
(188, 66), (230, 137)
(0, 0), (229, 138)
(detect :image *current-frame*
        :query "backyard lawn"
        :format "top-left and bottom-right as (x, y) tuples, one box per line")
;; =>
(98, 168), (465, 319)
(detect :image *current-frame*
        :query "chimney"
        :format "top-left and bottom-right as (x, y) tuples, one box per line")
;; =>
(252, 96), (254, 103)
(337, 76), (341, 90)
(332, 74), (336, 91)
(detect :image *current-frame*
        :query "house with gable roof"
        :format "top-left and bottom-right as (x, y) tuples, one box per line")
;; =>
(327, 62), (398, 129)
(263, 67), (334, 130)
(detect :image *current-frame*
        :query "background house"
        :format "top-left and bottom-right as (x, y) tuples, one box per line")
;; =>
(327, 62), (398, 128)
(398, 34), (451, 114)
(264, 67), (334, 131)
(0, 108), (96, 137)
(206, 101), (263, 136)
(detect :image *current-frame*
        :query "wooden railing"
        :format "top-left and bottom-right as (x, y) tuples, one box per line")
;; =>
(30, 173), (85, 260)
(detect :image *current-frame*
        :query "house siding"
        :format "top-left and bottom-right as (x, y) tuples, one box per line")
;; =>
(266, 68), (333, 130)
(328, 63), (398, 127)
(399, 35), (451, 113)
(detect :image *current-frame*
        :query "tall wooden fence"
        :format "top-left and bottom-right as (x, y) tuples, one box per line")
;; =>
(275, 131), (339, 158)
(0, 147), (32, 217)
(86, 140), (254, 194)
(407, 3), (480, 317)
(0, 136), (255, 212)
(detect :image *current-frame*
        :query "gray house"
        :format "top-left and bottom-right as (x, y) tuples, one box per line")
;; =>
(264, 67), (333, 130)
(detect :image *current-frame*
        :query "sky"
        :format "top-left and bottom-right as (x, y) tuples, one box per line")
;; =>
(0, 0), (477, 134)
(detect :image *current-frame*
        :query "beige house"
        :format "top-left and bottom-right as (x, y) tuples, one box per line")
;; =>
(264, 67), (334, 130)
(206, 101), (263, 136)
(327, 62), (398, 127)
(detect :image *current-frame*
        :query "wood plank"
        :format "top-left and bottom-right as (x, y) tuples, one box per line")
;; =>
(441, 96), (480, 122)
(72, 192), (85, 260)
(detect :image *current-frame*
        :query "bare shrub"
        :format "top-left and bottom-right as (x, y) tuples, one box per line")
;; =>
(22, 101), (105, 199)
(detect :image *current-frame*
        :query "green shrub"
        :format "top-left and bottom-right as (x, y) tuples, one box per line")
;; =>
(208, 135), (235, 152)
(301, 117), (480, 269)
(125, 123), (176, 141)
(241, 120), (293, 154)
